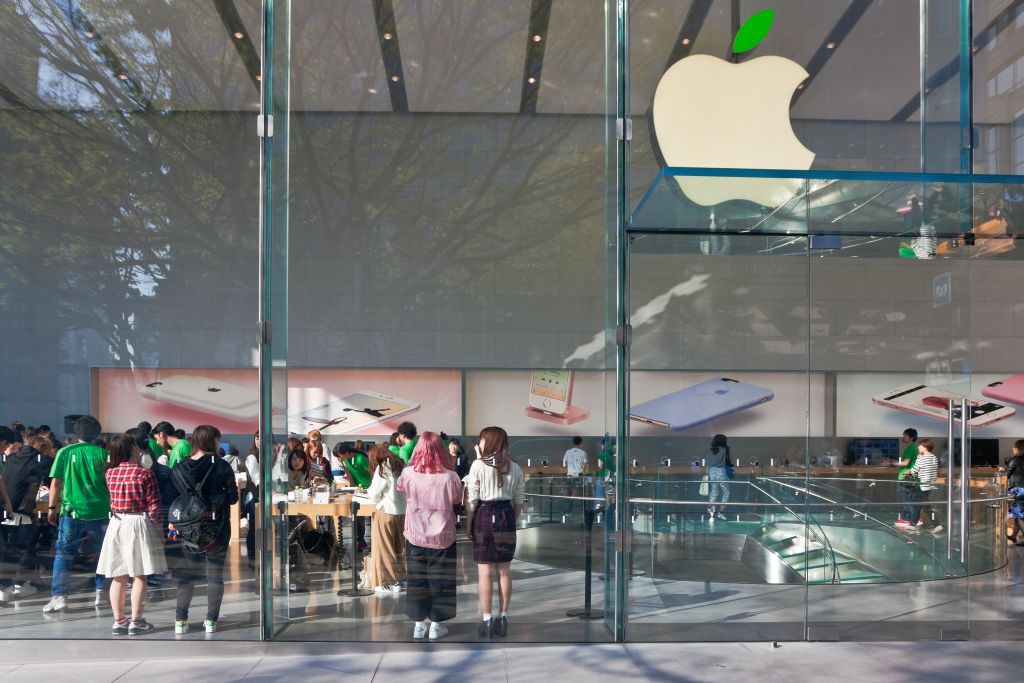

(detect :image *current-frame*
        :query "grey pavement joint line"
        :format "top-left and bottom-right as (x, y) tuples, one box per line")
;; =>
(110, 659), (145, 682)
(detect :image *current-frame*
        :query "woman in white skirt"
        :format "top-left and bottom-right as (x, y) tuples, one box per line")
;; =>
(96, 433), (168, 635)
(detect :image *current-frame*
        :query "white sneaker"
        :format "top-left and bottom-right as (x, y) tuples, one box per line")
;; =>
(895, 519), (911, 528)
(0, 585), (14, 602)
(374, 585), (392, 597)
(389, 583), (402, 594)
(413, 622), (428, 639)
(14, 584), (37, 598)
(94, 589), (105, 607)
(428, 623), (448, 640)
(42, 595), (67, 613)
(931, 525), (944, 534)
(175, 620), (188, 635)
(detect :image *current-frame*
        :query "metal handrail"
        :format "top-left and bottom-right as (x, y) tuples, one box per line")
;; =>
(760, 476), (950, 573)
(746, 480), (842, 584)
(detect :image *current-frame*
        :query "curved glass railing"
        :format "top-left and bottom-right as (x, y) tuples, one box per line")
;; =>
(520, 473), (1009, 584)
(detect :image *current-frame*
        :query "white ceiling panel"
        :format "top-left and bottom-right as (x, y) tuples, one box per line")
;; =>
(289, 0), (392, 112)
(393, 0), (530, 113)
(793, 0), (920, 121)
(628, 0), (696, 116)
(535, 0), (605, 115)
(81, 0), (258, 111)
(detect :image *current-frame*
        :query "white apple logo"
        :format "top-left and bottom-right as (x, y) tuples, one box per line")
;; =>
(652, 9), (814, 207)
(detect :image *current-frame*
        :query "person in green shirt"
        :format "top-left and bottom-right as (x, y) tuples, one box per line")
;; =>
(333, 443), (372, 488)
(388, 421), (418, 464)
(896, 428), (919, 528)
(43, 415), (111, 613)
(332, 442), (371, 551)
(153, 421), (191, 468)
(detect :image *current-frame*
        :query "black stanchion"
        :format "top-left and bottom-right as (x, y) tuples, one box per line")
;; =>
(566, 506), (604, 620)
(338, 500), (373, 598)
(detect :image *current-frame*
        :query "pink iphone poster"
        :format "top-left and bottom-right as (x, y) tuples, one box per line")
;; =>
(94, 368), (461, 437)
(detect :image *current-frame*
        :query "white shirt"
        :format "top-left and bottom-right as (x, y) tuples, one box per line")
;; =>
(563, 447), (588, 477)
(366, 463), (407, 515)
(465, 459), (525, 507)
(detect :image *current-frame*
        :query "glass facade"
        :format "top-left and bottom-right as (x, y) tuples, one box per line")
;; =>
(0, 0), (1022, 642)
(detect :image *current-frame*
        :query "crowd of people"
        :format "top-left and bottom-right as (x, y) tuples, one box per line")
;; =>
(0, 417), (527, 641)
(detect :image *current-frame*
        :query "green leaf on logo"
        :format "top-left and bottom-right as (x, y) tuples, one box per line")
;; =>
(732, 8), (774, 54)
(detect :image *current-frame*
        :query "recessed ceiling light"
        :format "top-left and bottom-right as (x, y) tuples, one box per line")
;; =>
(383, 32), (393, 40)
(532, 34), (542, 42)
(256, 74), (262, 81)
(233, 31), (244, 39)
(368, 88), (378, 94)
(528, 77), (536, 84)
(391, 74), (400, 82)
(797, 83), (805, 89)
(681, 38), (691, 46)
(826, 42), (836, 49)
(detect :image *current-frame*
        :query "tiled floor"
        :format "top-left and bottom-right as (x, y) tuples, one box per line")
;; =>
(0, 642), (1020, 681)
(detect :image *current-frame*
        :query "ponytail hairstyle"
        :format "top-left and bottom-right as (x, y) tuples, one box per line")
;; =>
(477, 426), (511, 477)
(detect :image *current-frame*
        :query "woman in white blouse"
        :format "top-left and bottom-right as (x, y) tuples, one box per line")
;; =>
(365, 444), (407, 595)
(465, 426), (524, 639)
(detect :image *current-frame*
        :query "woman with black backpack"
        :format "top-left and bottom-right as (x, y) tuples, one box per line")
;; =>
(169, 424), (238, 635)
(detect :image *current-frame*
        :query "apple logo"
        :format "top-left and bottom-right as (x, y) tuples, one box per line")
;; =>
(652, 8), (814, 207)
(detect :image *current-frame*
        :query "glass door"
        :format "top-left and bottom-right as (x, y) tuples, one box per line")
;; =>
(623, 231), (812, 641)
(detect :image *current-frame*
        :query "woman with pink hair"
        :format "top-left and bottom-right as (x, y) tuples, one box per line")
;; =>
(395, 431), (463, 640)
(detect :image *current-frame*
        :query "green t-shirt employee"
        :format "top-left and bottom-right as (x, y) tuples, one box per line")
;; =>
(897, 428), (919, 480)
(388, 421), (419, 464)
(48, 440), (110, 521)
(153, 421), (191, 468)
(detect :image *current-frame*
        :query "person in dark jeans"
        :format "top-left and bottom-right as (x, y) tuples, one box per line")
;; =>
(169, 425), (238, 635)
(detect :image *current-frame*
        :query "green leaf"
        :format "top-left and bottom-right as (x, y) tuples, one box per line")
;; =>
(732, 8), (774, 54)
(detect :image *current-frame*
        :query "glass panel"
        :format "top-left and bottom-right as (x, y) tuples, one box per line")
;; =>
(0, 0), (260, 638)
(625, 233), (811, 641)
(269, 0), (618, 642)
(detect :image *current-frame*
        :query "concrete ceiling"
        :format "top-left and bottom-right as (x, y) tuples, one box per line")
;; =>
(1, 0), (1023, 124)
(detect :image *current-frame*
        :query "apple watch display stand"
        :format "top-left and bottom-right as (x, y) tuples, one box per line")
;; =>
(525, 405), (590, 425)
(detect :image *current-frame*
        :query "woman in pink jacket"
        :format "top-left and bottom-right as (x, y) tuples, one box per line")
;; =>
(396, 431), (463, 640)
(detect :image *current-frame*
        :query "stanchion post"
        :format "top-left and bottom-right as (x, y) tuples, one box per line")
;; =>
(566, 497), (604, 620)
(339, 499), (373, 598)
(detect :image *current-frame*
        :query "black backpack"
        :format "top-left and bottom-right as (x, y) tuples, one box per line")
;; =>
(169, 462), (221, 553)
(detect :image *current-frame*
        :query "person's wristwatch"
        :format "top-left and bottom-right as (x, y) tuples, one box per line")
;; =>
(48, 505), (57, 510)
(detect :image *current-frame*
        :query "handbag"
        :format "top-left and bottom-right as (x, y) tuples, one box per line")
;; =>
(698, 475), (709, 497)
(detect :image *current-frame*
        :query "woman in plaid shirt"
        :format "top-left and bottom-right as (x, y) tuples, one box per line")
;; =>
(95, 433), (168, 635)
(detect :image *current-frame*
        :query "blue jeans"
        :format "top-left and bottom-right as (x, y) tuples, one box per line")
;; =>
(51, 516), (108, 597)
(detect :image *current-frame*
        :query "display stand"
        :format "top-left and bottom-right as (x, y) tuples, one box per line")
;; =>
(337, 499), (374, 598)
(525, 405), (590, 425)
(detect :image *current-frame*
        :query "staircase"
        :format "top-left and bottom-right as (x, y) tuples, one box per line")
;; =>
(750, 525), (885, 584)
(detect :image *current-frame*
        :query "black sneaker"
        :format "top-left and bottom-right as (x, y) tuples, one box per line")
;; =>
(478, 619), (492, 639)
(128, 618), (154, 635)
(493, 615), (508, 638)
(112, 619), (129, 636)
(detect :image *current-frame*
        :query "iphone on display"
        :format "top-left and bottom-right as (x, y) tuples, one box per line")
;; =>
(528, 370), (575, 416)
(630, 377), (774, 431)
(288, 390), (420, 435)
(872, 383), (1016, 428)
(140, 375), (260, 421)
(981, 375), (1024, 407)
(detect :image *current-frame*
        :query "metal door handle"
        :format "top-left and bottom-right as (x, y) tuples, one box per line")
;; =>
(960, 398), (969, 565)
(947, 399), (955, 560)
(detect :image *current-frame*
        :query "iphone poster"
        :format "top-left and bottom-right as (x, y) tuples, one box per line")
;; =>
(465, 370), (825, 437)
(93, 367), (461, 437)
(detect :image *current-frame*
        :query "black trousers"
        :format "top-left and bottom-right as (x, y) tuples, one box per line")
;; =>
(174, 548), (227, 621)
(403, 541), (456, 623)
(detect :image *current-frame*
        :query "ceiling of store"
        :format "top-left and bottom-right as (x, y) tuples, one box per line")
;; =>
(1, 0), (1023, 123)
